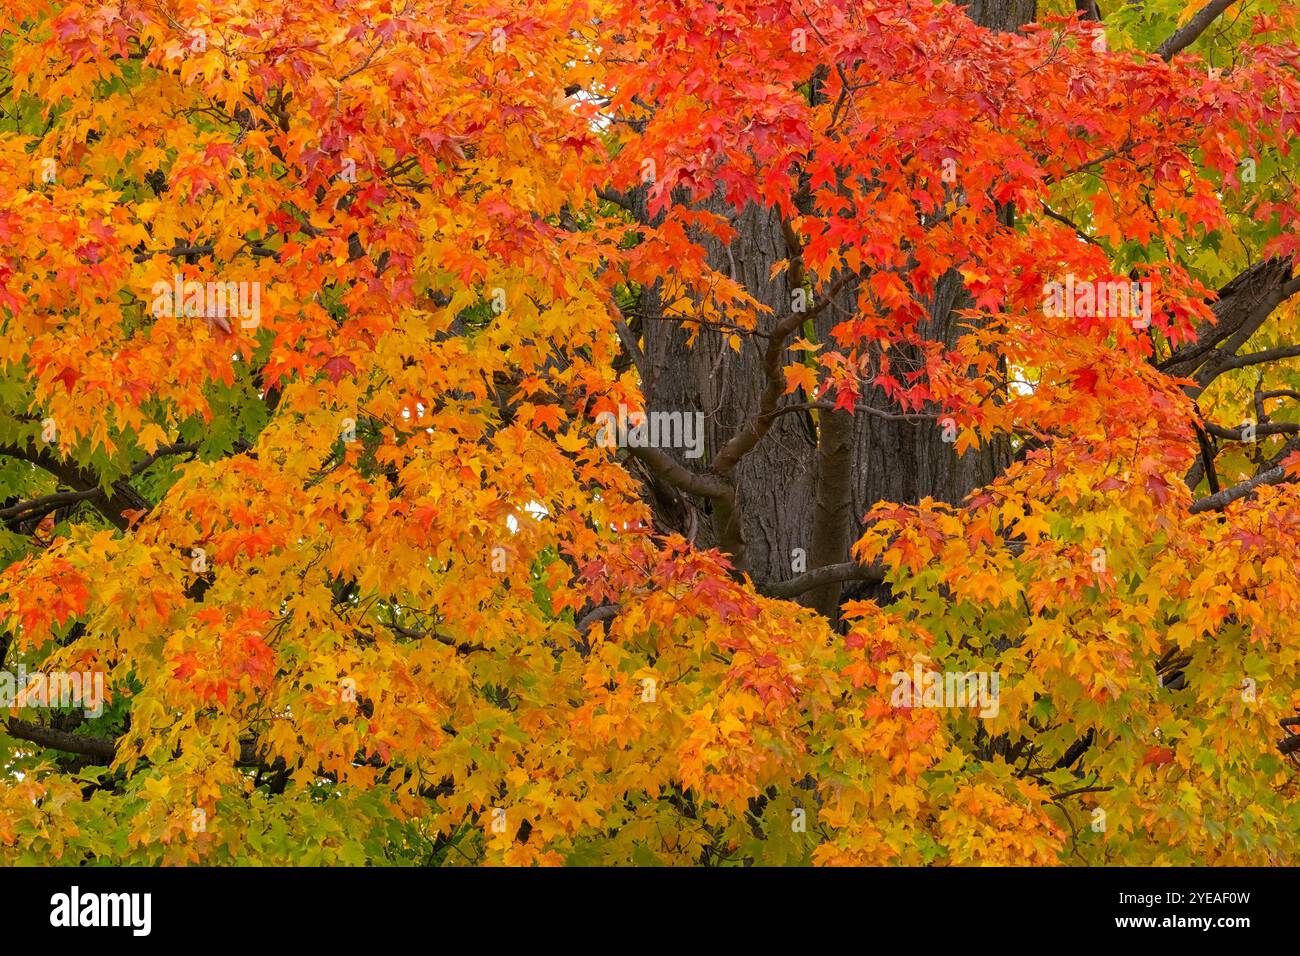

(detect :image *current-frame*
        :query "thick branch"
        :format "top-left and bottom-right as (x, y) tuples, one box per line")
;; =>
(1074, 0), (1102, 21)
(382, 623), (485, 655)
(1155, 0), (1238, 60)
(710, 272), (850, 477)
(0, 443), (140, 530)
(5, 718), (115, 761)
(5, 717), (271, 768)
(1160, 259), (1299, 394)
(624, 445), (731, 499)
(1189, 463), (1294, 513)
(0, 441), (197, 531)
(1202, 343), (1300, 380)
(759, 561), (885, 600)
(0, 487), (107, 524)
(612, 312), (649, 384)
(576, 604), (620, 632)
(1204, 421), (1299, 440)
(596, 187), (639, 216)
(806, 406), (857, 617)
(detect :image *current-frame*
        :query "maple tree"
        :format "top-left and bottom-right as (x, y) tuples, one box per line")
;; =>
(0, 0), (1297, 866)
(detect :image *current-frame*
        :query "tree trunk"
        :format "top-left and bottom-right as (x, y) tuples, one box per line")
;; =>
(635, 1), (1032, 614)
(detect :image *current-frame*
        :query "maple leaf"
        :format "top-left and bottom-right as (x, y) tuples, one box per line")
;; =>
(52, 366), (81, 393)
(322, 355), (358, 383)
(0, 0), (1295, 874)
(783, 363), (818, 395)
(530, 404), (566, 430)
(172, 654), (199, 681)
(1142, 746), (1175, 768)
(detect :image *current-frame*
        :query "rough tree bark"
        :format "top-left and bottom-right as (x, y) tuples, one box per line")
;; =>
(632, 1), (1033, 619)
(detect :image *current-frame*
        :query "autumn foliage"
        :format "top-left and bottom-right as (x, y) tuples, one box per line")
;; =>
(0, 0), (1297, 865)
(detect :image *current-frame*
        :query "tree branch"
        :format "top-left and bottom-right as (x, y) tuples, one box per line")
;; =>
(381, 623), (485, 655)
(759, 561), (885, 600)
(1203, 421), (1299, 440)
(5, 717), (274, 769)
(1155, 0), (1238, 61)
(624, 445), (731, 499)
(1202, 343), (1300, 380)
(596, 187), (638, 215)
(796, 400), (938, 422)
(709, 271), (851, 477)
(1189, 463), (1294, 513)
(576, 604), (620, 632)
(1160, 258), (1299, 393)
(0, 441), (198, 531)
(5, 718), (115, 762)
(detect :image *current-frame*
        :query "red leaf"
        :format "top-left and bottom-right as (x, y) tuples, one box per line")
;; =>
(1142, 746), (1174, 767)
(172, 653), (199, 681)
(322, 355), (357, 383)
(53, 366), (81, 393)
